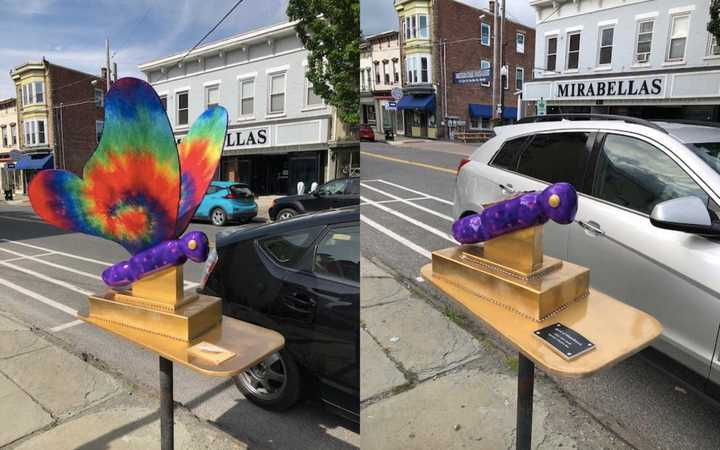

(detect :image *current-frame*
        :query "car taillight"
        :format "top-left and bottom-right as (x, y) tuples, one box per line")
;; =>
(457, 158), (471, 176)
(224, 192), (239, 199)
(200, 248), (218, 289)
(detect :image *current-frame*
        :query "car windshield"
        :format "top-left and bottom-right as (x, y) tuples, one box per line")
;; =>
(686, 142), (720, 175)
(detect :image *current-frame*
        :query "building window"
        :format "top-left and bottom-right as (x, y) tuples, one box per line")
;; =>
(516, 32), (525, 53)
(366, 69), (372, 89)
(95, 88), (104, 107)
(404, 16), (411, 40)
(546, 36), (557, 71)
(21, 85), (28, 106)
(383, 61), (390, 84)
(667, 15), (689, 61)
(481, 23), (491, 46)
(411, 15), (417, 38)
(406, 54), (431, 84)
(393, 60), (399, 83)
(598, 27), (614, 65)
(268, 72), (286, 115)
(374, 62), (380, 84)
(95, 120), (104, 143)
(34, 81), (44, 103)
(708, 34), (720, 56)
(240, 78), (254, 116)
(635, 20), (654, 63)
(205, 84), (219, 109)
(306, 78), (322, 106)
(10, 124), (16, 145)
(1, 127), (7, 147)
(159, 95), (167, 111)
(22, 119), (46, 146)
(566, 32), (581, 70)
(176, 91), (189, 126)
(418, 15), (428, 39)
(481, 59), (491, 87)
(516, 67), (524, 90)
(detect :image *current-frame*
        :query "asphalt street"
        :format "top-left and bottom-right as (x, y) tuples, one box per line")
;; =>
(360, 141), (720, 450)
(0, 204), (359, 450)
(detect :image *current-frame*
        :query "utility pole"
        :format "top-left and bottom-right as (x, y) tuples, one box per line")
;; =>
(492, 1), (499, 120)
(500, 0), (506, 119)
(105, 39), (111, 93)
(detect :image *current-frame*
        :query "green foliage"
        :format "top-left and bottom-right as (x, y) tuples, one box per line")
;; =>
(287, 0), (360, 126)
(709, 0), (720, 43)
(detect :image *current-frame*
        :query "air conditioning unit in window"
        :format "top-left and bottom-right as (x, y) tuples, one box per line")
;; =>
(637, 53), (650, 63)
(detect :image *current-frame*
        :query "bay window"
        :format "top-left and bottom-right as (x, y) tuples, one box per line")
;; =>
(403, 13), (429, 40)
(22, 119), (46, 146)
(405, 54), (431, 84)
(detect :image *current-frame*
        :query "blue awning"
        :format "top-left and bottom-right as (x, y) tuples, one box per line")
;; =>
(397, 94), (436, 111)
(15, 154), (53, 170)
(469, 104), (493, 119)
(502, 106), (518, 120)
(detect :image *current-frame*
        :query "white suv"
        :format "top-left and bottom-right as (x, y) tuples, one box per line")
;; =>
(454, 115), (720, 386)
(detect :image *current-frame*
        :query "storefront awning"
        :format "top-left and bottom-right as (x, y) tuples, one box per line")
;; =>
(469, 104), (493, 119)
(397, 94), (435, 111)
(15, 154), (53, 170)
(502, 106), (518, 120)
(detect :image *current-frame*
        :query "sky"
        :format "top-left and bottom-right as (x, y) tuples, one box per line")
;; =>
(0, 0), (290, 99)
(361, 0), (536, 36)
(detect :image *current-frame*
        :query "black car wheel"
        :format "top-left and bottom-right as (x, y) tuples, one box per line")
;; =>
(276, 208), (297, 221)
(211, 208), (227, 226)
(234, 348), (302, 411)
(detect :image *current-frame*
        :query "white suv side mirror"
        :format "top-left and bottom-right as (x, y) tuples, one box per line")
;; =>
(650, 196), (720, 236)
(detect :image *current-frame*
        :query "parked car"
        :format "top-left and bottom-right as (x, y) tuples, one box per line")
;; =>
(193, 181), (257, 226)
(200, 207), (359, 421)
(269, 177), (360, 221)
(359, 124), (375, 141)
(454, 114), (720, 389)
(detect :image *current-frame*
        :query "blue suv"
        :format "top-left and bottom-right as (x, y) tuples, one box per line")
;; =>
(194, 181), (258, 226)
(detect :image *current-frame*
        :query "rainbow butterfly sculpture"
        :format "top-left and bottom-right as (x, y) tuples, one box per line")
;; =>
(29, 77), (228, 287)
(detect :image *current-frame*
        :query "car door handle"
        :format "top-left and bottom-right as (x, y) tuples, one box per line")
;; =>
(286, 293), (316, 312)
(578, 220), (605, 236)
(499, 183), (515, 195)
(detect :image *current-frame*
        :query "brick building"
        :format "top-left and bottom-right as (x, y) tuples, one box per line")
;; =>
(10, 59), (107, 193)
(395, 0), (535, 139)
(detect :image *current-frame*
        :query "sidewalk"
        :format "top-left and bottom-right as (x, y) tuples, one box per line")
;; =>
(0, 309), (248, 450)
(360, 255), (630, 450)
(383, 137), (479, 156)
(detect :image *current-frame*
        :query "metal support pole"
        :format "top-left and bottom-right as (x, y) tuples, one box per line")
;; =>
(159, 356), (174, 450)
(516, 352), (534, 450)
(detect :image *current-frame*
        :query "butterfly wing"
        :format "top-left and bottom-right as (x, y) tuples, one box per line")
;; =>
(175, 105), (228, 235)
(29, 77), (180, 254)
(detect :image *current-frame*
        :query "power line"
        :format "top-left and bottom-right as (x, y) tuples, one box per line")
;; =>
(178, 0), (246, 64)
(111, 4), (154, 59)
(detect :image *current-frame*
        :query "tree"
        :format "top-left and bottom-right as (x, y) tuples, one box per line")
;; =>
(709, 0), (720, 44)
(287, 0), (360, 126)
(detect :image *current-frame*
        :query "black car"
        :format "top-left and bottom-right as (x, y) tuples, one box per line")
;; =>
(268, 177), (360, 221)
(200, 207), (359, 422)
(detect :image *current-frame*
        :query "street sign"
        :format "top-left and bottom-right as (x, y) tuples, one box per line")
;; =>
(6, 163), (15, 169)
(453, 68), (491, 85)
(385, 101), (397, 110)
(391, 87), (403, 100)
(537, 97), (547, 116)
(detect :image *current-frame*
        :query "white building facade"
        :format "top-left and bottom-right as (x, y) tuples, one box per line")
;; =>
(140, 21), (355, 195)
(524, 0), (720, 121)
(360, 31), (403, 137)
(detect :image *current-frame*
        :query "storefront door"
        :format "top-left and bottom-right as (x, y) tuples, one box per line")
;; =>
(419, 111), (428, 138)
(289, 154), (320, 195)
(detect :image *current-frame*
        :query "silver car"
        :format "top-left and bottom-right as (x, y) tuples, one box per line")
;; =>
(454, 115), (720, 385)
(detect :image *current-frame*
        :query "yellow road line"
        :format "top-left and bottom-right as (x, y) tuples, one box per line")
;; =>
(361, 151), (457, 174)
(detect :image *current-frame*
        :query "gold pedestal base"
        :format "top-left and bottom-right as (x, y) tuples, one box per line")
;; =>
(85, 266), (221, 342)
(432, 226), (589, 321)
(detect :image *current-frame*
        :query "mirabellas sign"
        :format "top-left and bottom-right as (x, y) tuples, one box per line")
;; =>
(556, 76), (664, 99)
